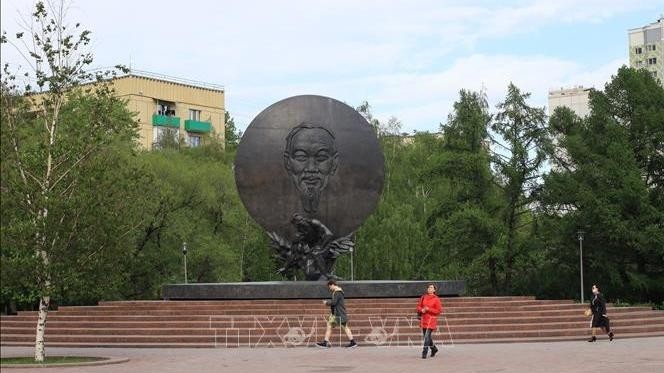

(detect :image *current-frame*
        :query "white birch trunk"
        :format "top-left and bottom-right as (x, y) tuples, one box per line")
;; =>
(34, 295), (50, 362)
(34, 227), (51, 363)
(31, 57), (59, 362)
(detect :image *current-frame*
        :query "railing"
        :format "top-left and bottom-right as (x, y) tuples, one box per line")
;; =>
(152, 114), (181, 127)
(128, 69), (224, 92)
(185, 119), (212, 133)
(87, 67), (224, 92)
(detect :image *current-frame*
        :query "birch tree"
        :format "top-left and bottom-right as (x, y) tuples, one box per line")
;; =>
(1, 1), (137, 362)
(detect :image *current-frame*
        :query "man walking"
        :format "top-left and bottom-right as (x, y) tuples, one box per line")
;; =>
(316, 280), (357, 348)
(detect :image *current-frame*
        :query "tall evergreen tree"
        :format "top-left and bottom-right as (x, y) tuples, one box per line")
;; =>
(490, 83), (549, 294)
(539, 67), (664, 302)
(426, 90), (503, 293)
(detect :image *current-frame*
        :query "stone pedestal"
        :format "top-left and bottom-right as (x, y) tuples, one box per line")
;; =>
(162, 280), (465, 300)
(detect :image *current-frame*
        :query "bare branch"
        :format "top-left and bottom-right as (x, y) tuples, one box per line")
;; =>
(49, 145), (97, 192)
(1, 91), (35, 208)
(77, 218), (146, 267)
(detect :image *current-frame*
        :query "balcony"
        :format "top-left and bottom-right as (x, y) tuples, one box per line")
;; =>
(152, 114), (181, 128)
(185, 119), (212, 133)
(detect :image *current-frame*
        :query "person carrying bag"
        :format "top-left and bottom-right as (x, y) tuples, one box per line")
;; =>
(416, 283), (443, 359)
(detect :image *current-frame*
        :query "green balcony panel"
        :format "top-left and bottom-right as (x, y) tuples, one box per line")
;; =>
(152, 114), (181, 128)
(185, 119), (212, 133)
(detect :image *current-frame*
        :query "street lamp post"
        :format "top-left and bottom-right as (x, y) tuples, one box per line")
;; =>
(349, 247), (354, 281)
(577, 231), (584, 303)
(182, 241), (188, 284)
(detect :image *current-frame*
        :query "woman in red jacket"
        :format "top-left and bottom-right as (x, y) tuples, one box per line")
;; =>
(416, 283), (443, 359)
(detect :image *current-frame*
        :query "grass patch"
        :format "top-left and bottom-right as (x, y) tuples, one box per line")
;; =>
(1, 356), (106, 365)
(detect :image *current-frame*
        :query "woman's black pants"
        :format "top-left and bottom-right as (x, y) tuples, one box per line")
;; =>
(422, 328), (435, 348)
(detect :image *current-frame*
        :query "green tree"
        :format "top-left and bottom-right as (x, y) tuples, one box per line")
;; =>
(355, 100), (383, 136)
(224, 111), (240, 150)
(354, 132), (438, 280)
(124, 143), (269, 296)
(539, 67), (664, 303)
(426, 90), (503, 294)
(153, 127), (181, 150)
(490, 83), (549, 294)
(1, 1), (139, 361)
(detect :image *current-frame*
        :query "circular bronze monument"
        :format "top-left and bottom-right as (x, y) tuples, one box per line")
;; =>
(235, 95), (384, 244)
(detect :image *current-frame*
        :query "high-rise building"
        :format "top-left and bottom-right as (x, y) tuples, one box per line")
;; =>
(629, 17), (664, 86)
(548, 86), (591, 117)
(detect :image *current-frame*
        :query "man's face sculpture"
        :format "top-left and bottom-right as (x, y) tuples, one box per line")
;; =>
(284, 125), (339, 214)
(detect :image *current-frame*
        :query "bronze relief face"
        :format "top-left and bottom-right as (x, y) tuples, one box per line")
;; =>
(235, 95), (384, 242)
(284, 124), (339, 214)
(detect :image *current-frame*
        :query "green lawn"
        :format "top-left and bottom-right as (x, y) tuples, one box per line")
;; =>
(1, 356), (106, 365)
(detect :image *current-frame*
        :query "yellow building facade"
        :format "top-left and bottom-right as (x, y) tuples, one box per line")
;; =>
(110, 71), (225, 150)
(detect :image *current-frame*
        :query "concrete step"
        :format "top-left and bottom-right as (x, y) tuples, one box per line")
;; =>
(3, 315), (662, 331)
(22, 307), (653, 318)
(2, 297), (661, 348)
(50, 303), (590, 314)
(3, 317), (663, 336)
(87, 299), (572, 309)
(3, 325), (663, 344)
(96, 296), (538, 306)
(4, 310), (661, 324)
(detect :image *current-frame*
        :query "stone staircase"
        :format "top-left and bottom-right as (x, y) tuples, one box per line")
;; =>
(2, 296), (663, 348)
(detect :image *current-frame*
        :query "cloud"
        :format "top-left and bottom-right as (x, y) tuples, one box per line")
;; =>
(370, 55), (626, 132)
(228, 54), (624, 133)
(1, 0), (658, 132)
(3, 0), (652, 75)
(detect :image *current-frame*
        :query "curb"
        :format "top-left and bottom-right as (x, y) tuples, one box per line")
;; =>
(0, 357), (129, 369)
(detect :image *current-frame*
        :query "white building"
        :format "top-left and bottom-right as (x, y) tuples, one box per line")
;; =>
(548, 86), (591, 118)
(629, 16), (664, 86)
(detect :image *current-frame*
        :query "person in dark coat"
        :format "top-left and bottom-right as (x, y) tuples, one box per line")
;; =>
(588, 284), (614, 342)
(316, 280), (357, 348)
(416, 283), (443, 358)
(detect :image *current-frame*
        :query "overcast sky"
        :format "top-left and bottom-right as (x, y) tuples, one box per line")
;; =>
(2, 0), (662, 133)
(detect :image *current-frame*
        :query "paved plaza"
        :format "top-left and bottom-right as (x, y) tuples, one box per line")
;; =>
(2, 337), (664, 373)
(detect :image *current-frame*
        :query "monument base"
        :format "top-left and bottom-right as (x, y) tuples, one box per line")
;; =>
(161, 280), (465, 300)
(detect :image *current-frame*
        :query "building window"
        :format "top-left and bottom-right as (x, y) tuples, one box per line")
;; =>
(648, 57), (657, 65)
(156, 100), (176, 116)
(189, 109), (201, 121)
(635, 47), (643, 54)
(188, 134), (202, 148)
(646, 44), (657, 51)
(636, 60), (644, 67)
(153, 127), (179, 149)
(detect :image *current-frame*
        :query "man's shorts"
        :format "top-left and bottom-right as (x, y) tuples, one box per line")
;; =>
(327, 314), (348, 328)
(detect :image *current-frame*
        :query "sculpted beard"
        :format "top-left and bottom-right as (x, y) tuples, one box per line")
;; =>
(296, 175), (325, 214)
